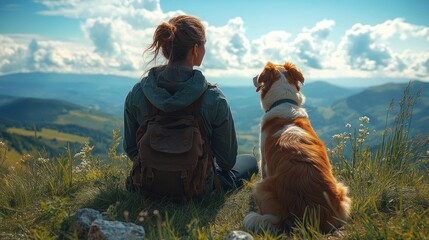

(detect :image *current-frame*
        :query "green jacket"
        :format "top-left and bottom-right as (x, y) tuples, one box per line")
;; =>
(123, 65), (237, 172)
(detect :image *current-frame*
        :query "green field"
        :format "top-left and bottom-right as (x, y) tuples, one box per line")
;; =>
(55, 110), (119, 131)
(7, 127), (89, 143)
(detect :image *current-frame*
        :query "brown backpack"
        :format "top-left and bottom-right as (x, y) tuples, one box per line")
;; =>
(130, 91), (218, 201)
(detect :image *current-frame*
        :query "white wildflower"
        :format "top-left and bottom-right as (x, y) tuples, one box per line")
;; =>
(20, 154), (32, 163)
(332, 133), (343, 140)
(359, 116), (370, 123)
(0, 141), (5, 147)
(345, 123), (351, 128)
(74, 152), (85, 158)
(73, 167), (82, 174)
(357, 138), (365, 143)
(37, 157), (49, 163)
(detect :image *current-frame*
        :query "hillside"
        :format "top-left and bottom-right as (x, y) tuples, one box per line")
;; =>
(0, 97), (81, 123)
(312, 80), (429, 140)
(1, 72), (428, 156)
(0, 72), (360, 118)
(0, 96), (122, 160)
(0, 82), (428, 239)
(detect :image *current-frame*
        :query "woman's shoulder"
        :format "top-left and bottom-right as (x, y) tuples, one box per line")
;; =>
(201, 83), (229, 111)
(125, 78), (146, 104)
(206, 83), (227, 97)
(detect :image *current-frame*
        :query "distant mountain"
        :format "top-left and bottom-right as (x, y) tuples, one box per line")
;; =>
(0, 72), (361, 119)
(0, 72), (138, 116)
(0, 95), (18, 107)
(311, 81), (429, 141)
(302, 81), (362, 106)
(1, 72), (427, 156)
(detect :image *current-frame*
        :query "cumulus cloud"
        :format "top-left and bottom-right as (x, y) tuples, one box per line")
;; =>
(203, 17), (251, 69)
(1, 1), (429, 83)
(306, 19), (335, 39)
(0, 36), (28, 73)
(83, 18), (118, 56)
(289, 19), (336, 69)
(250, 31), (293, 67)
(339, 23), (392, 70)
(337, 18), (429, 79)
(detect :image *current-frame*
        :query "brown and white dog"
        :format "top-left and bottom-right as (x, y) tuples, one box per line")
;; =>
(243, 62), (351, 233)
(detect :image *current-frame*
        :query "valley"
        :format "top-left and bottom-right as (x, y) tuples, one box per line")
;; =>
(0, 72), (428, 165)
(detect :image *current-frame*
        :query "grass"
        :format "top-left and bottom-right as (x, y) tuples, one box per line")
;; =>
(7, 127), (89, 144)
(4, 148), (21, 167)
(0, 83), (428, 239)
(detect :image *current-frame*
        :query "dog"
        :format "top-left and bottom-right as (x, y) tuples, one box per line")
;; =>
(243, 61), (351, 233)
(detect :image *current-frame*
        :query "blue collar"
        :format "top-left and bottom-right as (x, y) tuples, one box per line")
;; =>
(266, 99), (298, 113)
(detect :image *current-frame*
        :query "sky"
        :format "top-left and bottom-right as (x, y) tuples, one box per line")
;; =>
(1, 0), (429, 87)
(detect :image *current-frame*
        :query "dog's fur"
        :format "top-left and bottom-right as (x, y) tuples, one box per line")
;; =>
(243, 62), (351, 233)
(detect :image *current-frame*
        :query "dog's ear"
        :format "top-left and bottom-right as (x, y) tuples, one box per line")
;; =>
(265, 61), (277, 70)
(283, 62), (304, 91)
(262, 62), (280, 83)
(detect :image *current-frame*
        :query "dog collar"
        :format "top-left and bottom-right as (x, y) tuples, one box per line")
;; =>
(266, 99), (298, 113)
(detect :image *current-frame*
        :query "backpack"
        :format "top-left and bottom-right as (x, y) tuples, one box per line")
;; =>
(130, 90), (218, 201)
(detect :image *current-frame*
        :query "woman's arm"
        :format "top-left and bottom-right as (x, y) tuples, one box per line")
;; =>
(210, 96), (238, 171)
(123, 93), (140, 161)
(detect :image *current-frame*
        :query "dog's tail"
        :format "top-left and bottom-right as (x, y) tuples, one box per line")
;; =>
(243, 211), (279, 233)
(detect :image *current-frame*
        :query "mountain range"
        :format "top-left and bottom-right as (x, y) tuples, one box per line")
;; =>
(0, 72), (427, 161)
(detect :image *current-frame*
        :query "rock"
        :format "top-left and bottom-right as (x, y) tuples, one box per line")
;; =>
(75, 208), (104, 240)
(225, 230), (254, 240)
(73, 208), (145, 240)
(88, 219), (145, 240)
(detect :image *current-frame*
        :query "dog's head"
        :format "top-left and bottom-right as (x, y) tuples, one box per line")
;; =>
(253, 61), (305, 111)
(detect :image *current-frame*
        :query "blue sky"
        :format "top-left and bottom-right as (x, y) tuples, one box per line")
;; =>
(1, 0), (429, 86)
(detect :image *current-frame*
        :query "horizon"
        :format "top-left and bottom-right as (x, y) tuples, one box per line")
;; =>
(1, 0), (429, 87)
(1, 71), (426, 89)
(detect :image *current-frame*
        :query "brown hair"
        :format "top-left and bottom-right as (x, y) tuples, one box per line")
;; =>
(146, 15), (205, 65)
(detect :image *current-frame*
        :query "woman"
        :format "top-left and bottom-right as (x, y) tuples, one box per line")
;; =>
(123, 15), (258, 198)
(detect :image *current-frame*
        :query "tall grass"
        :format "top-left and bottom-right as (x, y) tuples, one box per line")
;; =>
(327, 82), (429, 239)
(0, 83), (428, 239)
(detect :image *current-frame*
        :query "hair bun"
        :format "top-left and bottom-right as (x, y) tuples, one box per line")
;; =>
(146, 15), (205, 63)
(166, 22), (176, 34)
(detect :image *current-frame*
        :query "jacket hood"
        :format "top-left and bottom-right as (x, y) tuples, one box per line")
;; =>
(141, 65), (208, 112)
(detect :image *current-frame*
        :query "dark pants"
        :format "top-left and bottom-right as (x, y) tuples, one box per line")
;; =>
(216, 154), (259, 192)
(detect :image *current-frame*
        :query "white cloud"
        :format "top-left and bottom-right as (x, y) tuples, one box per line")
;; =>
(0, 36), (28, 73)
(337, 18), (429, 78)
(82, 18), (119, 56)
(339, 23), (393, 70)
(203, 17), (251, 69)
(250, 31), (293, 67)
(1, 2), (428, 83)
(306, 19), (335, 39)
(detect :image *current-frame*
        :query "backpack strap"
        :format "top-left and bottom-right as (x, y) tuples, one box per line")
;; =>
(144, 95), (158, 117)
(193, 87), (221, 193)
